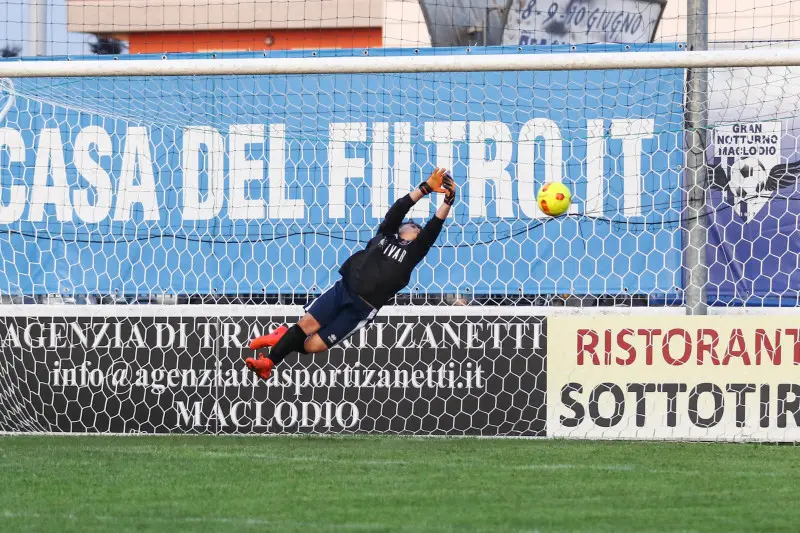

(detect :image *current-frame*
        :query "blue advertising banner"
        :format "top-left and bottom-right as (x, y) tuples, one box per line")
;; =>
(707, 118), (800, 305)
(0, 44), (684, 296)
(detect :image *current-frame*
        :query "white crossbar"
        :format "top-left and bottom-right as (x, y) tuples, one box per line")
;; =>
(1, 49), (800, 77)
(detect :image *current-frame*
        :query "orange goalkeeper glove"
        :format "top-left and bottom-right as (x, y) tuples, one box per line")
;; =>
(419, 167), (449, 195)
(443, 172), (456, 206)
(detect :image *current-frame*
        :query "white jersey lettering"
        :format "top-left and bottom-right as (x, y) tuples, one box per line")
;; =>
(383, 244), (408, 263)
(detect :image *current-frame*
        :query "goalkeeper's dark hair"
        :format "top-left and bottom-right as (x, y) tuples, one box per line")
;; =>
(400, 220), (422, 231)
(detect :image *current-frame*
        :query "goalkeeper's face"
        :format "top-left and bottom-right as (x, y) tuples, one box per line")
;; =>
(399, 222), (421, 241)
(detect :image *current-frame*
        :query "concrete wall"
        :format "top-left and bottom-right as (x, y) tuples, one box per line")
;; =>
(383, 0), (431, 47)
(68, 0), (384, 32)
(655, 0), (800, 45)
(68, 0), (432, 48)
(67, 0), (800, 48)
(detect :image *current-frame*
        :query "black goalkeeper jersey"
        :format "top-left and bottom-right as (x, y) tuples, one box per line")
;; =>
(339, 194), (445, 309)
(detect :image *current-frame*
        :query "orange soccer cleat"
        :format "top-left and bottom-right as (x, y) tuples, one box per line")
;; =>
(249, 325), (289, 350)
(245, 354), (275, 380)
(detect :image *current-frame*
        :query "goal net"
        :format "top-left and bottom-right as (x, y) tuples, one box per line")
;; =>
(0, 42), (798, 440)
(0, 44), (686, 435)
(0, 47), (685, 300)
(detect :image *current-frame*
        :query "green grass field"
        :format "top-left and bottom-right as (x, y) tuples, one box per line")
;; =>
(0, 436), (796, 533)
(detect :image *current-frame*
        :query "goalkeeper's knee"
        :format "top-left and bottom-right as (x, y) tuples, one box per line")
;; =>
(304, 335), (328, 354)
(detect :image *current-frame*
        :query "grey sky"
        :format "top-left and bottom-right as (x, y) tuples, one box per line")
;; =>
(1, 0), (91, 56)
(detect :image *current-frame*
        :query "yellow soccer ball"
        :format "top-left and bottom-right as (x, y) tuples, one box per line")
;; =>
(537, 182), (572, 217)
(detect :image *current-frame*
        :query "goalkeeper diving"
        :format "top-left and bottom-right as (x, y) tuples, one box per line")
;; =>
(245, 168), (456, 380)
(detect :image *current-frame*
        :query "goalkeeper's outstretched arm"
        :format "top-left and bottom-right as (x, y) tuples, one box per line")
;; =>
(378, 194), (415, 236)
(377, 167), (449, 236)
(412, 171), (456, 255)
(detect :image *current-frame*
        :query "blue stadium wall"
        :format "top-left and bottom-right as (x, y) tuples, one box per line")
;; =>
(0, 44), (686, 297)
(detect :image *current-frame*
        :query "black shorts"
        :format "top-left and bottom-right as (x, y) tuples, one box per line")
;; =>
(304, 279), (378, 348)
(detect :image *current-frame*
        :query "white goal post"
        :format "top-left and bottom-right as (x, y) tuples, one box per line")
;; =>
(2, 48), (800, 77)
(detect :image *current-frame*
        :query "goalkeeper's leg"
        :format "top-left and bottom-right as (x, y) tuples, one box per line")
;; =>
(246, 279), (375, 379)
(245, 313), (322, 379)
